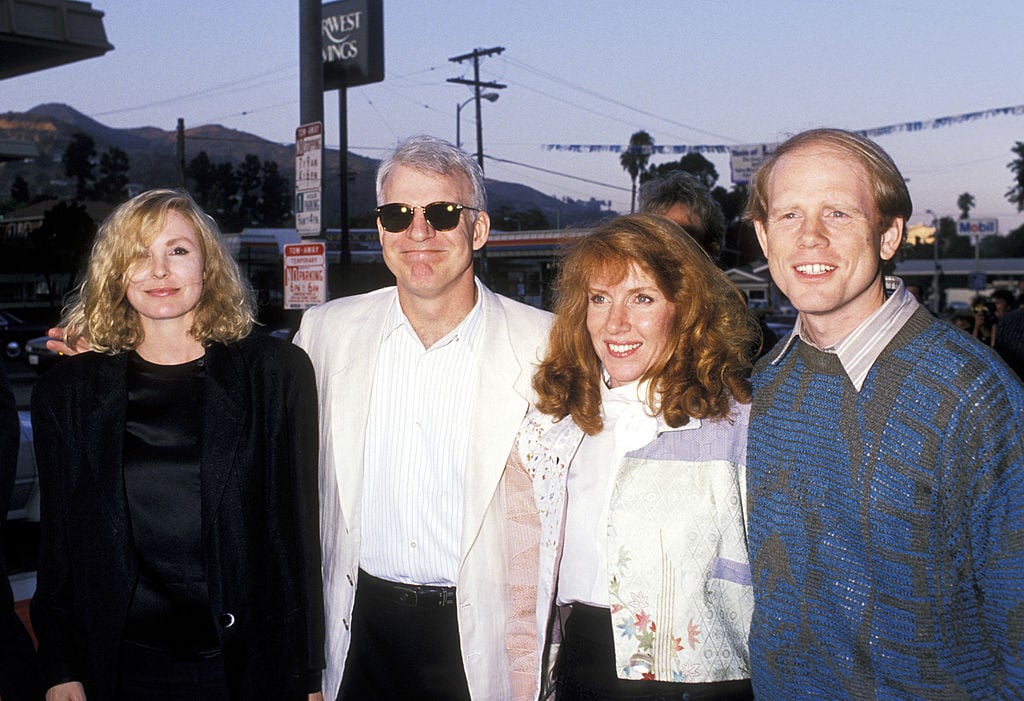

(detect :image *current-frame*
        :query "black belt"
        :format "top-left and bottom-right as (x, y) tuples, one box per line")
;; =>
(358, 569), (457, 608)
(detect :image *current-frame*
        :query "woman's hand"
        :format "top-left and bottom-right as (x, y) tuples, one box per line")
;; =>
(46, 681), (87, 701)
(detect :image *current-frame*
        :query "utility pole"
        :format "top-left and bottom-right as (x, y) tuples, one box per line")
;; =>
(176, 118), (186, 189)
(447, 46), (506, 172)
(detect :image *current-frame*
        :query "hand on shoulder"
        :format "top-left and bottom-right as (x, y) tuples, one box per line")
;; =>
(45, 327), (90, 356)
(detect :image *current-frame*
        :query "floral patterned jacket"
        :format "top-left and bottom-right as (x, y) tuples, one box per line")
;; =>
(504, 401), (753, 699)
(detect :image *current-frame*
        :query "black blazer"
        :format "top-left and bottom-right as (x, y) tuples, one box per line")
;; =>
(30, 335), (325, 700)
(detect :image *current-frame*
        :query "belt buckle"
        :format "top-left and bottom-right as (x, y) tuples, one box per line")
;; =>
(438, 589), (456, 607)
(393, 585), (419, 607)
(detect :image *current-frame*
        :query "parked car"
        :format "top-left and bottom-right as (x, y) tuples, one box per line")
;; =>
(24, 335), (63, 374)
(1, 311), (51, 359)
(9, 410), (39, 522)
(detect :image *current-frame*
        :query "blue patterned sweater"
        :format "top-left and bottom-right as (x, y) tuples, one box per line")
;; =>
(747, 307), (1024, 699)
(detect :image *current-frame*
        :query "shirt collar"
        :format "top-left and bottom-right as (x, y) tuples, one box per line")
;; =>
(381, 279), (486, 351)
(600, 375), (700, 434)
(768, 276), (919, 391)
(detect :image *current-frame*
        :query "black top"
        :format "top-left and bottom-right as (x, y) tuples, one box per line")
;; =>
(122, 351), (218, 655)
(31, 335), (325, 699)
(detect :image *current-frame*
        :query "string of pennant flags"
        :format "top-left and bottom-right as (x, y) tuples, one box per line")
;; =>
(542, 103), (1024, 183)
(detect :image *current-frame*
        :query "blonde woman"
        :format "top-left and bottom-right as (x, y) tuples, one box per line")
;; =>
(31, 190), (324, 701)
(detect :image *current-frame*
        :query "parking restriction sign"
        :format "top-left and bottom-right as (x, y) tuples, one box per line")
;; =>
(284, 242), (327, 309)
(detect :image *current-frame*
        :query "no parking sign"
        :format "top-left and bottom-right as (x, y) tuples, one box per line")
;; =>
(284, 242), (326, 309)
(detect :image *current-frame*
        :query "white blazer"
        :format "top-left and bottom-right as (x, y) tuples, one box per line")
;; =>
(295, 283), (552, 700)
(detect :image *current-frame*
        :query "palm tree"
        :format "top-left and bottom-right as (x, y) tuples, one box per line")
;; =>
(957, 192), (975, 220)
(620, 130), (653, 213)
(1007, 141), (1024, 212)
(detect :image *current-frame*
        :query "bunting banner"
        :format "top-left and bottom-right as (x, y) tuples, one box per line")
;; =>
(543, 103), (1024, 184)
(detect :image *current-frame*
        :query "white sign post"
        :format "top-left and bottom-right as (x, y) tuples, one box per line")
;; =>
(284, 242), (327, 309)
(295, 122), (323, 237)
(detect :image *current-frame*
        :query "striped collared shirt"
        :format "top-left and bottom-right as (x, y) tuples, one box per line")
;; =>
(770, 276), (919, 391)
(360, 283), (485, 586)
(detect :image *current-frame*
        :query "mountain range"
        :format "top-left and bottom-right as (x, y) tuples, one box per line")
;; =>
(0, 103), (615, 229)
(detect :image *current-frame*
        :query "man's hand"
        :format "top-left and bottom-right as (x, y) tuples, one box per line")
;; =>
(45, 327), (89, 356)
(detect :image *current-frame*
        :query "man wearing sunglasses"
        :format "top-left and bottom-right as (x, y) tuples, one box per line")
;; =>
(295, 135), (552, 701)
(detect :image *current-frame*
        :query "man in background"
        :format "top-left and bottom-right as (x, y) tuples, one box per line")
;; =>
(639, 170), (726, 262)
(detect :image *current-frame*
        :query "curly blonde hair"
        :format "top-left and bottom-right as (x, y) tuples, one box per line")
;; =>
(62, 189), (255, 353)
(534, 214), (757, 435)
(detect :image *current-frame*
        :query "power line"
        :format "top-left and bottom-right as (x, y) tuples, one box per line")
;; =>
(483, 154), (629, 192)
(504, 56), (742, 143)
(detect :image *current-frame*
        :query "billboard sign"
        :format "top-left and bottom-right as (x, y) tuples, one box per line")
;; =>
(295, 122), (322, 237)
(957, 218), (998, 241)
(284, 241), (327, 309)
(729, 143), (778, 184)
(322, 0), (384, 90)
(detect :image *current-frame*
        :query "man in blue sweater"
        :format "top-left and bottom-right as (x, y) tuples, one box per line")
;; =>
(743, 128), (1024, 699)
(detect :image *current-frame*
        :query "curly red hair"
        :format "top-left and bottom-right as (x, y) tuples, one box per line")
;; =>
(533, 214), (757, 435)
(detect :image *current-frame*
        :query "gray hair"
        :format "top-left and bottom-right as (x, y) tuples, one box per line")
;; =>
(375, 135), (487, 211)
(639, 171), (726, 260)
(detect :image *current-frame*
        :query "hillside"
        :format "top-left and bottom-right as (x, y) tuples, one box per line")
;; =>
(0, 103), (616, 229)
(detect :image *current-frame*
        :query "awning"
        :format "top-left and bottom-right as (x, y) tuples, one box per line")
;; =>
(0, 0), (112, 80)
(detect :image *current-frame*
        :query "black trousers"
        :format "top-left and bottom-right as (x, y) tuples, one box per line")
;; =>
(556, 603), (753, 701)
(337, 570), (470, 701)
(116, 641), (229, 701)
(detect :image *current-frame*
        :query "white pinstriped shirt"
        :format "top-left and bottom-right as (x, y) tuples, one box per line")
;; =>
(359, 287), (484, 586)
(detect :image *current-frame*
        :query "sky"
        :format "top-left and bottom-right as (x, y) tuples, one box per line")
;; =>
(5, 0), (1024, 232)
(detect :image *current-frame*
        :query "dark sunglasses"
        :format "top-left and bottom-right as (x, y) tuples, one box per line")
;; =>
(375, 201), (478, 233)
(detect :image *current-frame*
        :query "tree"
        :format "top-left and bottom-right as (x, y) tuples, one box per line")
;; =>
(186, 151), (216, 209)
(938, 215), (972, 257)
(209, 161), (240, 228)
(187, 151), (293, 229)
(62, 133), (97, 200)
(93, 146), (131, 202)
(956, 192), (975, 220)
(1008, 141), (1024, 212)
(34, 201), (97, 302)
(236, 154), (263, 225)
(258, 160), (291, 226)
(643, 151), (720, 191)
(10, 175), (29, 204)
(620, 130), (653, 213)
(493, 204), (550, 231)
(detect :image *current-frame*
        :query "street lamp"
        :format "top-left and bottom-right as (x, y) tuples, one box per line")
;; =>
(456, 92), (499, 150)
(926, 209), (941, 315)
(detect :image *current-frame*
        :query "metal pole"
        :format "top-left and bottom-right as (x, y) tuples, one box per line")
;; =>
(299, 0), (323, 128)
(339, 86), (350, 268)
(176, 118), (186, 189)
(472, 61), (484, 172)
(456, 98), (471, 150)
(927, 210), (941, 315)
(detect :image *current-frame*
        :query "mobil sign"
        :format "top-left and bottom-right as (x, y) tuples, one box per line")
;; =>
(957, 218), (998, 240)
